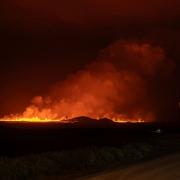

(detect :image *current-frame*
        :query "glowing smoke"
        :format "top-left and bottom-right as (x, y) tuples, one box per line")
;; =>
(5, 41), (174, 122)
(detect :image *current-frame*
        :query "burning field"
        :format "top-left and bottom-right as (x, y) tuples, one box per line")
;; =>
(0, 40), (174, 124)
(1, 1), (179, 179)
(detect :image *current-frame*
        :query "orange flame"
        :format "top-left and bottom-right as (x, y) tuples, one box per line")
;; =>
(0, 116), (145, 123)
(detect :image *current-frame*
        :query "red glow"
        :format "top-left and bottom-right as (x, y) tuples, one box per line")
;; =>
(0, 41), (173, 123)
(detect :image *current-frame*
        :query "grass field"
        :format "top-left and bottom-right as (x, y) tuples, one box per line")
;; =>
(0, 121), (180, 179)
(0, 143), (154, 180)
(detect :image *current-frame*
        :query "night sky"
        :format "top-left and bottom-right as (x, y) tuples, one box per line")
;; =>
(0, 0), (180, 118)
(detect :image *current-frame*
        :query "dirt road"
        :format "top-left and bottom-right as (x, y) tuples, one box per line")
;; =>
(80, 153), (180, 180)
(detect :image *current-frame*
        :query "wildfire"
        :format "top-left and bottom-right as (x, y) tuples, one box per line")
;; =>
(111, 117), (144, 123)
(0, 41), (171, 124)
(0, 115), (69, 123)
(0, 114), (145, 123)
(0, 117), (61, 123)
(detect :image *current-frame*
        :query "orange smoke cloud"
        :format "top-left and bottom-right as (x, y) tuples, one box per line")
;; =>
(5, 40), (172, 122)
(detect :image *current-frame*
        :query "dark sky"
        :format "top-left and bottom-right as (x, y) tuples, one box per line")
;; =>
(0, 0), (180, 116)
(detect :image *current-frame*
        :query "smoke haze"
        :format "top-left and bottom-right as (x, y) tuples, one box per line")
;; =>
(18, 41), (174, 121)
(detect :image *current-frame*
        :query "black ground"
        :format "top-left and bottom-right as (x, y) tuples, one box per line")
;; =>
(0, 117), (180, 157)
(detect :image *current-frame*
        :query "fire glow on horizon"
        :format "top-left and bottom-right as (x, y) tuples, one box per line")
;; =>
(0, 116), (144, 123)
(0, 41), (174, 124)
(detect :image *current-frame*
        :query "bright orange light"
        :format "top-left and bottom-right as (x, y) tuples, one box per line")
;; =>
(0, 117), (60, 123)
(111, 117), (144, 123)
(0, 116), (144, 123)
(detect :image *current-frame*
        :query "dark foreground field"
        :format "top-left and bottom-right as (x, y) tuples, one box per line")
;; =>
(0, 119), (180, 179)
(0, 118), (179, 157)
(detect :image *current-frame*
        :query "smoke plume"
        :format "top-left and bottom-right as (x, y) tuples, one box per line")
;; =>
(14, 41), (174, 122)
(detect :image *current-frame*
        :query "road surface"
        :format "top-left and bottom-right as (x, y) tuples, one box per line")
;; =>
(79, 153), (180, 180)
